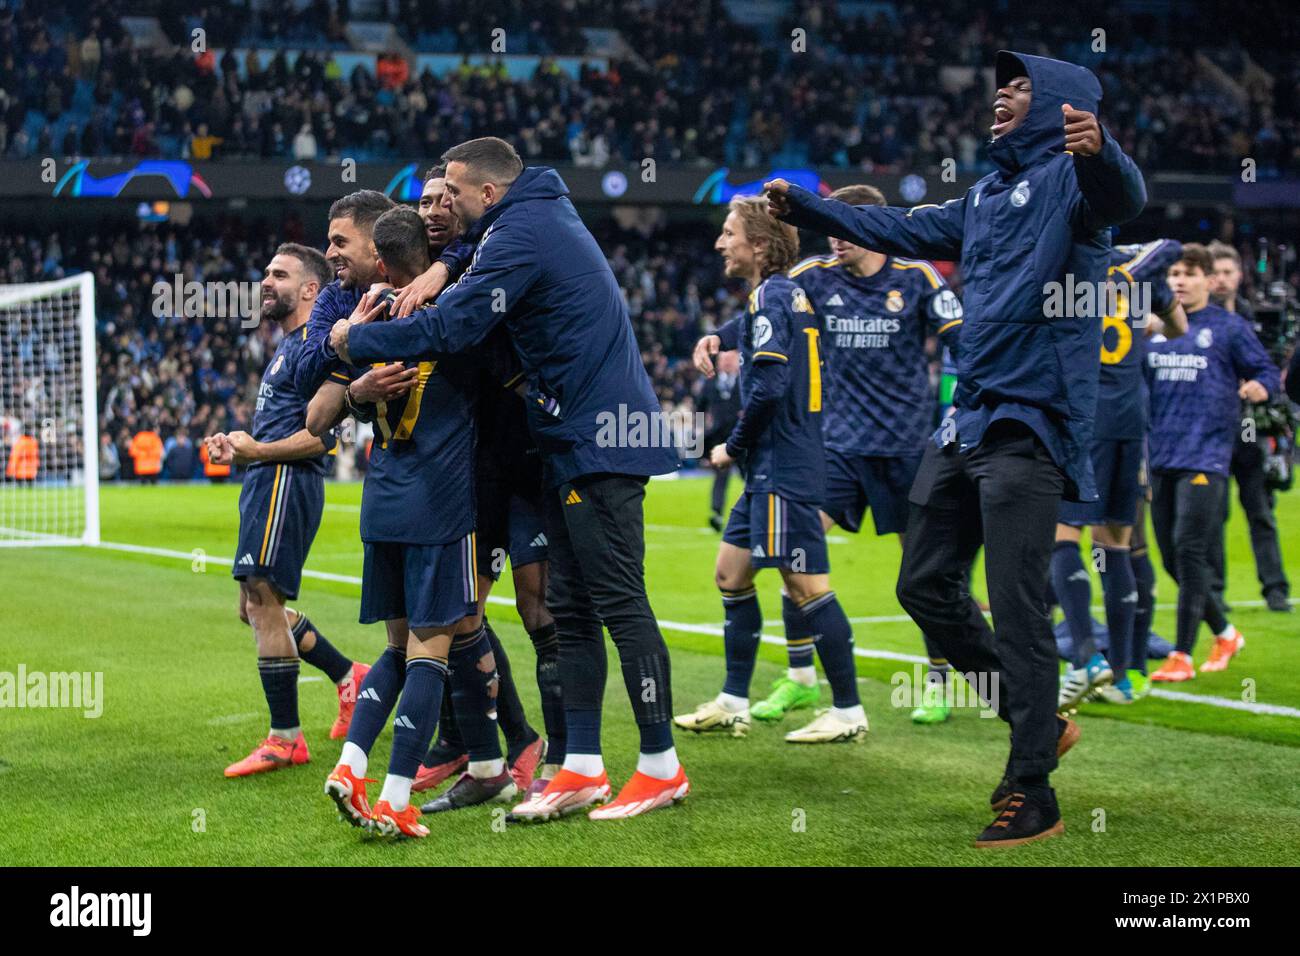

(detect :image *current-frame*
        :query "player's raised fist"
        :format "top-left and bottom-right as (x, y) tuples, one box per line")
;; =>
(224, 431), (261, 464)
(764, 179), (792, 219)
(1062, 104), (1102, 156)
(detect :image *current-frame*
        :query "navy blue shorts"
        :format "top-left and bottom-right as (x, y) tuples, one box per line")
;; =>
(232, 463), (324, 600)
(1059, 438), (1144, 527)
(723, 491), (829, 573)
(476, 490), (548, 581)
(823, 450), (921, 536)
(360, 534), (479, 628)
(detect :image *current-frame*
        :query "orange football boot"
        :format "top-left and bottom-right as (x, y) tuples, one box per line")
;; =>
(411, 752), (468, 793)
(507, 767), (611, 822)
(371, 800), (429, 839)
(508, 737), (546, 793)
(1150, 650), (1195, 683)
(1200, 627), (1245, 673)
(224, 733), (309, 778)
(324, 764), (376, 828)
(329, 662), (371, 740)
(588, 765), (690, 820)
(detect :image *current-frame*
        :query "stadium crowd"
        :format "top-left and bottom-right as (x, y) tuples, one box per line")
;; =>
(1, 0), (1296, 175)
(0, 215), (751, 480)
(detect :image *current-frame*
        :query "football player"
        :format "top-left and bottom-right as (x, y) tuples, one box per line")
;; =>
(675, 196), (869, 745)
(210, 243), (369, 779)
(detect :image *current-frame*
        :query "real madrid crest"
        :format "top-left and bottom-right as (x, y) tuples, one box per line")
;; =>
(1010, 180), (1031, 207)
(270, 354), (285, 376)
(1196, 327), (1213, 349)
(791, 286), (813, 314)
(885, 290), (905, 313)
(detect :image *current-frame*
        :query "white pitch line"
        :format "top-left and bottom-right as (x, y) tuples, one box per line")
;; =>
(92, 539), (1298, 719)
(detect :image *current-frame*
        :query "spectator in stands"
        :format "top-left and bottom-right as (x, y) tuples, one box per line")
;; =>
(163, 428), (198, 481)
(99, 432), (120, 482)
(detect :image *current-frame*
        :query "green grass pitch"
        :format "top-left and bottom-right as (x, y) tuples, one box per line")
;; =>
(1, 477), (1297, 866)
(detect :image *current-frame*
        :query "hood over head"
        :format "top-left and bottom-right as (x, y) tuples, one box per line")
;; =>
(989, 50), (1103, 175)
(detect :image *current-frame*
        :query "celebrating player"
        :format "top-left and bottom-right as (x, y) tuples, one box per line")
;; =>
(330, 137), (689, 822)
(766, 50), (1147, 847)
(698, 183), (963, 725)
(210, 243), (369, 778)
(674, 196), (868, 744)
(403, 165), (553, 801)
(1051, 239), (1187, 708)
(1145, 244), (1280, 682)
(312, 206), (515, 838)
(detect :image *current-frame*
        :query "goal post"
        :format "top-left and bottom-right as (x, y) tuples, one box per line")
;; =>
(0, 272), (99, 547)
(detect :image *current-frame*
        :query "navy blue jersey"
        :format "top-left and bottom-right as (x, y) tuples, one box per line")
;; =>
(728, 272), (826, 503)
(251, 324), (327, 475)
(297, 280), (367, 395)
(360, 353), (479, 546)
(1146, 304), (1280, 475)
(1094, 240), (1182, 440)
(789, 254), (962, 456)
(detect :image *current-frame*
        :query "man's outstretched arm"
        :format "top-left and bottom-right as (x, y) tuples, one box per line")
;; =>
(340, 222), (539, 364)
(766, 178), (966, 262)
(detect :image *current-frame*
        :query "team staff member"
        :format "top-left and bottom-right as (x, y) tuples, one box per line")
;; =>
(330, 137), (689, 823)
(1206, 241), (1290, 613)
(766, 50), (1146, 848)
(1146, 244), (1280, 683)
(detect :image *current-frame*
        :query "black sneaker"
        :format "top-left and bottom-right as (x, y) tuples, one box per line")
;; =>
(1265, 590), (1292, 613)
(990, 716), (1080, 812)
(420, 771), (518, 814)
(974, 787), (1064, 849)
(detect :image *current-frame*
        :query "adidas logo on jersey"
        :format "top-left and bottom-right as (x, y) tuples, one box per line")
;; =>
(530, 533), (548, 548)
(565, 489), (582, 505)
(751, 545), (765, 558)
(393, 715), (417, 730)
(359, 687), (382, 702)
(238, 553), (255, 566)
(826, 293), (844, 306)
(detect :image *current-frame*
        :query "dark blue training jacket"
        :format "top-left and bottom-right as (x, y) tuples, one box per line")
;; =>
(344, 166), (679, 488)
(779, 51), (1147, 501)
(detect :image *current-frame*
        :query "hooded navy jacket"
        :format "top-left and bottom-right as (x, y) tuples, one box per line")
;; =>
(779, 52), (1147, 501)
(344, 166), (679, 488)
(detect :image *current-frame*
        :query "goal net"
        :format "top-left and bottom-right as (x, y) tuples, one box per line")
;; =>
(0, 273), (99, 547)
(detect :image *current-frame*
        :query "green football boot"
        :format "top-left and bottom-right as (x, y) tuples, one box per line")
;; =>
(750, 677), (820, 722)
(910, 702), (952, 724)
